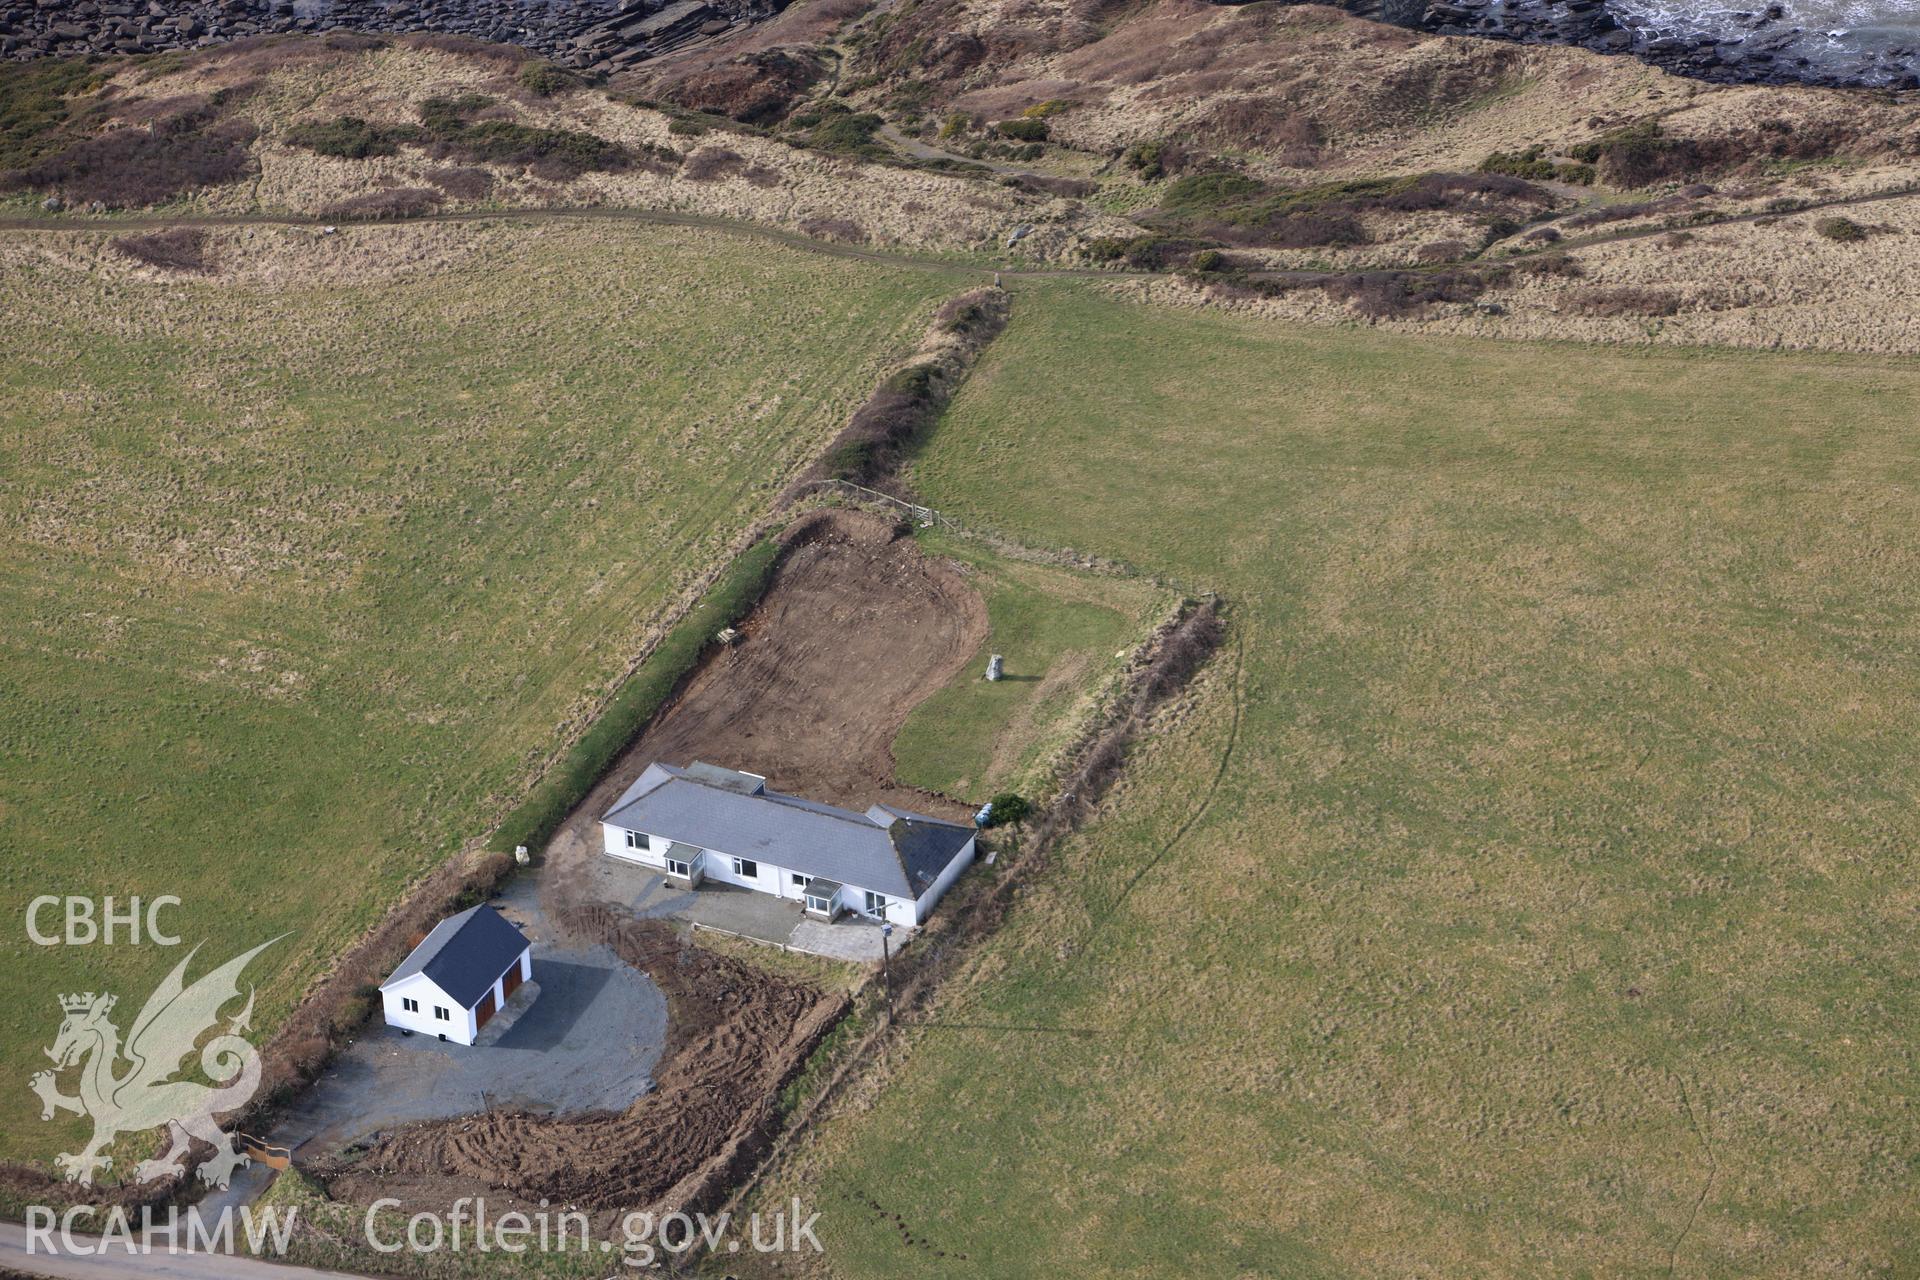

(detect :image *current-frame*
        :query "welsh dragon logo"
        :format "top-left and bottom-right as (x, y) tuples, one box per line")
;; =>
(30, 938), (280, 1189)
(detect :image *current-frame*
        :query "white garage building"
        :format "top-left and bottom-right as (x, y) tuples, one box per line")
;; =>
(378, 903), (533, 1045)
(600, 761), (978, 929)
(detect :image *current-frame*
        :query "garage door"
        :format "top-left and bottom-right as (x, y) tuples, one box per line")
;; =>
(475, 989), (497, 1030)
(502, 963), (523, 999)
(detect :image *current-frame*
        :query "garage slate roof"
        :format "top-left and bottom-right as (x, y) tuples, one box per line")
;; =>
(602, 762), (974, 899)
(380, 903), (529, 1009)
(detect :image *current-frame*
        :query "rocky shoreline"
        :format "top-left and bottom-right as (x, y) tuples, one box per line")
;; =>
(1396, 0), (1920, 88)
(2, 0), (1913, 87)
(0, 0), (783, 72)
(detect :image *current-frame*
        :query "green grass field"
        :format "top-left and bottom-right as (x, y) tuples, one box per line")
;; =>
(784, 283), (1920, 1277)
(0, 221), (950, 1166)
(891, 532), (1163, 802)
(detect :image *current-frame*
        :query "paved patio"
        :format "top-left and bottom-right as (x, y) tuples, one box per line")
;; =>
(587, 856), (895, 963)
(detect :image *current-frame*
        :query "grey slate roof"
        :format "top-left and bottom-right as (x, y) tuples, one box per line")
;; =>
(379, 903), (529, 1009)
(684, 761), (767, 795)
(873, 804), (979, 893)
(602, 762), (974, 899)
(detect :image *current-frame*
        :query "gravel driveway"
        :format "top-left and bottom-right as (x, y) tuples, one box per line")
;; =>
(304, 873), (666, 1143)
(203, 874), (666, 1216)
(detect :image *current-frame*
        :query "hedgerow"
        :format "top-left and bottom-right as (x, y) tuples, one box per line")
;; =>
(488, 539), (782, 854)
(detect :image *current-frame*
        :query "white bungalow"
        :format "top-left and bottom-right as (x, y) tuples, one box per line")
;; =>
(599, 761), (978, 929)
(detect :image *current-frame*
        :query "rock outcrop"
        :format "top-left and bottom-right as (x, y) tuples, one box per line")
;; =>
(1219, 0), (1920, 88)
(0, 0), (786, 73)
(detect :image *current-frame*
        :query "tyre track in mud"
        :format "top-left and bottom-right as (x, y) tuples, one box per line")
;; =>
(320, 912), (845, 1221)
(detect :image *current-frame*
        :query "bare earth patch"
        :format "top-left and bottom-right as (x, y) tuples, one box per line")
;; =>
(544, 505), (988, 926)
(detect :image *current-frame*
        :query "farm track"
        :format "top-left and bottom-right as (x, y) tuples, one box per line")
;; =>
(5, 173), (1915, 287)
(0, 204), (1140, 280)
(1495, 179), (1920, 263)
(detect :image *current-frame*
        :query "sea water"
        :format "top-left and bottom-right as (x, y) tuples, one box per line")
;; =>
(1605, 0), (1920, 78)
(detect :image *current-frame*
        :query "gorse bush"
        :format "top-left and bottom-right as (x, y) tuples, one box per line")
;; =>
(789, 101), (888, 158)
(417, 92), (497, 134)
(1085, 234), (1215, 270)
(414, 94), (633, 179)
(994, 118), (1049, 142)
(981, 793), (1032, 827)
(283, 96), (633, 179)
(284, 116), (416, 159)
(1564, 121), (1742, 188)
(111, 226), (210, 269)
(516, 60), (582, 97)
(1816, 215), (1867, 242)
(936, 295), (995, 334)
(110, 227), (212, 272)
(1479, 144), (1594, 186)
(1156, 170), (1263, 214)
(452, 119), (629, 174)
(0, 57), (110, 170)
(825, 440), (875, 482)
(1145, 171), (1550, 251)
(1123, 137), (1201, 180)
(2, 96), (258, 206)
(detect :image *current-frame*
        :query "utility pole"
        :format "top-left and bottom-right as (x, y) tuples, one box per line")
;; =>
(880, 922), (894, 1026)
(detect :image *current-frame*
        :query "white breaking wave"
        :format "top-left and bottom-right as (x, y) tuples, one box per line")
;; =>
(1605, 0), (1920, 42)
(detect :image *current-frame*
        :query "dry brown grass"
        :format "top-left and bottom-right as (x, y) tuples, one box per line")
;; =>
(1140, 181), (1920, 353)
(826, 0), (1920, 260)
(36, 37), (1089, 255)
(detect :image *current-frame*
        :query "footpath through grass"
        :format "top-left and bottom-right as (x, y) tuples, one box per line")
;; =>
(0, 221), (949, 1166)
(782, 283), (1920, 1277)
